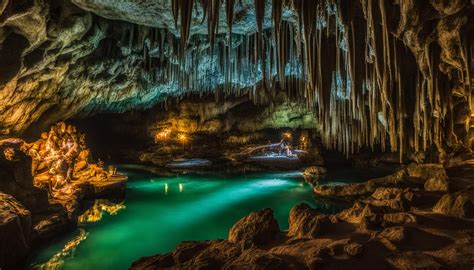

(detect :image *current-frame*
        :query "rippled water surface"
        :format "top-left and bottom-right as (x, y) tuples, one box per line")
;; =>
(30, 165), (387, 270)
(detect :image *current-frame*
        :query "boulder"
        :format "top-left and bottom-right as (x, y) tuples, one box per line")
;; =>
(194, 240), (241, 268)
(306, 166), (327, 176)
(223, 248), (292, 270)
(378, 226), (407, 251)
(171, 241), (212, 263)
(386, 253), (443, 270)
(228, 208), (280, 249)
(432, 192), (474, 218)
(344, 241), (364, 257)
(288, 203), (331, 239)
(382, 212), (417, 227)
(0, 192), (31, 270)
(363, 188), (409, 211)
(424, 177), (449, 192)
(132, 240), (241, 269)
(406, 164), (446, 178)
(313, 180), (377, 198)
(303, 166), (327, 185)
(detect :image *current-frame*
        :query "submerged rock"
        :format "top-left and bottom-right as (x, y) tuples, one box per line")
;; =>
(166, 159), (213, 170)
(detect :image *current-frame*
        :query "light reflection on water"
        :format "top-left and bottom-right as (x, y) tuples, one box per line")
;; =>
(30, 165), (365, 270)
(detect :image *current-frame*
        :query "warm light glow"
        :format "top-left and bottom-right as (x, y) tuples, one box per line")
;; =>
(179, 183), (183, 192)
(282, 131), (293, 140)
(78, 200), (126, 224)
(165, 183), (168, 194)
(3, 148), (14, 161)
(178, 134), (188, 143)
(155, 128), (171, 142)
(33, 228), (88, 270)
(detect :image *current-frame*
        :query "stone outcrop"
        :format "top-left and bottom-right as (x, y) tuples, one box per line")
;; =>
(0, 192), (31, 270)
(303, 166), (327, 185)
(0, 123), (127, 269)
(433, 190), (474, 218)
(228, 208), (280, 249)
(288, 203), (332, 239)
(313, 164), (449, 199)
(0, 0), (472, 160)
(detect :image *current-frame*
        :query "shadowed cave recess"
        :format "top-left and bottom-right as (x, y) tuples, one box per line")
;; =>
(0, 0), (474, 269)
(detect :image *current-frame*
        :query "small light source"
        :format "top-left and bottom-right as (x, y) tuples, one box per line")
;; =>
(178, 134), (187, 143)
(165, 183), (168, 194)
(3, 148), (14, 161)
(155, 128), (171, 143)
(282, 131), (292, 140)
(179, 183), (183, 192)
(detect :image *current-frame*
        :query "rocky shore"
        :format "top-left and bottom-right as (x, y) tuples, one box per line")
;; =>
(0, 126), (127, 270)
(131, 161), (474, 269)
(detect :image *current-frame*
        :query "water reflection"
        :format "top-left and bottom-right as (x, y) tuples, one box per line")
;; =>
(78, 200), (126, 224)
(32, 229), (88, 270)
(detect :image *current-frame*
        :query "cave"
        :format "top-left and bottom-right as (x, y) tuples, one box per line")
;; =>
(0, 0), (473, 269)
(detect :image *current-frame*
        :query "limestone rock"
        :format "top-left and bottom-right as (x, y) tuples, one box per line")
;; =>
(288, 203), (331, 239)
(0, 192), (31, 270)
(386, 253), (443, 270)
(171, 241), (212, 264)
(228, 208), (280, 249)
(303, 166), (327, 177)
(223, 248), (293, 270)
(303, 166), (327, 185)
(363, 187), (409, 211)
(378, 226), (407, 251)
(382, 213), (417, 227)
(344, 241), (364, 257)
(406, 164), (448, 184)
(433, 191), (474, 218)
(424, 177), (450, 192)
(314, 180), (377, 198)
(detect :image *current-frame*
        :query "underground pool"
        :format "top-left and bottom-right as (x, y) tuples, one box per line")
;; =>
(29, 165), (386, 269)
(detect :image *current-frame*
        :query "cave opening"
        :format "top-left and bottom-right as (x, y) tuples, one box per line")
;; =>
(0, 0), (473, 269)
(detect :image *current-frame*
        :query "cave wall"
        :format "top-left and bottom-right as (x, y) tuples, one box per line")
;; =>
(0, 0), (472, 158)
(72, 91), (317, 161)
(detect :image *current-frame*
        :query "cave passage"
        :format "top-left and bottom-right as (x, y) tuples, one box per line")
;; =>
(1, 0), (473, 269)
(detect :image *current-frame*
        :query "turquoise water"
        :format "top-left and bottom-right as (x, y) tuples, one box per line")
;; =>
(29, 166), (376, 270)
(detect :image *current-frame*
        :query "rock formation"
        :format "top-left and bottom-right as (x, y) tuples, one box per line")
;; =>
(0, 0), (473, 269)
(0, 0), (472, 161)
(0, 123), (127, 269)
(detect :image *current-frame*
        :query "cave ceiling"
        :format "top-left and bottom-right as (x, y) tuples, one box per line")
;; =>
(0, 0), (473, 157)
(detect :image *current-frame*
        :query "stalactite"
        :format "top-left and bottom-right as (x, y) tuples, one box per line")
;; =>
(254, 0), (266, 88)
(172, 0), (180, 31)
(179, 0), (195, 59)
(208, 0), (221, 55)
(122, 0), (469, 160)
